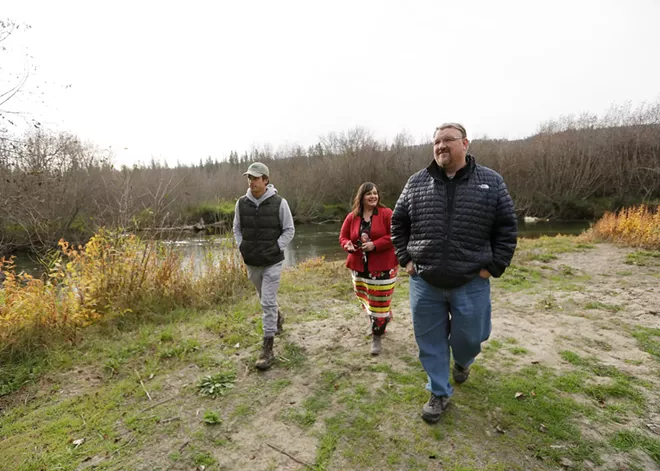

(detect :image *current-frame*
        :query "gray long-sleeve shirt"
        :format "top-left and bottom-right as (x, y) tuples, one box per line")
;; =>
(232, 184), (295, 250)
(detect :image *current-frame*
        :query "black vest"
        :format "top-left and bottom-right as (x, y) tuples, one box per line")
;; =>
(238, 194), (285, 266)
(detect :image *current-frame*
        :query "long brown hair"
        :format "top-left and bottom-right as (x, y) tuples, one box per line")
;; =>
(351, 182), (386, 216)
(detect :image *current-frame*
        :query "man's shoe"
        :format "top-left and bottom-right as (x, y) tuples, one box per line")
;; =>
(370, 335), (382, 355)
(276, 310), (284, 335)
(453, 364), (471, 384)
(421, 394), (450, 423)
(255, 336), (275, 370)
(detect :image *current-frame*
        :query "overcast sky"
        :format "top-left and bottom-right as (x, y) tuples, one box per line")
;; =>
(3, 0), (660, 167)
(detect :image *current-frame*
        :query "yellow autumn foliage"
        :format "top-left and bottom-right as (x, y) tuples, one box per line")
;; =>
(590, 205), (660, 249)
(0, 229), (248, 358)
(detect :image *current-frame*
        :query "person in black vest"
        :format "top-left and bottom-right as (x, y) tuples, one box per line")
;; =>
(391, 123), (517, 423)
(233, 162), (295, 370)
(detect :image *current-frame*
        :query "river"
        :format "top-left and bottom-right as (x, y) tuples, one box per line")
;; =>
(10, 220), (591, 274)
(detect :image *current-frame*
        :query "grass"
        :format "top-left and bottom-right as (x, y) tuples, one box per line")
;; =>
(1, 236), (659, 470)
(0, 230), (250, 365)
(631, 327), (660, 361)
(591, 204), (660, 250)
(625, 250), (660, 266)
(185, 200), (236, 225)
(584, 301), (623, 312)
(611, 430), (660, 464)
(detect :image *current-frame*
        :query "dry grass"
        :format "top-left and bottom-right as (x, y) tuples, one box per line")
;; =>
(0, 229), (248, 360)
(588, 205), (660, 249)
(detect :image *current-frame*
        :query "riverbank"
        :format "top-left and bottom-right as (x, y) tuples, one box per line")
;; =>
(7, 219), (595, 276)
(1, 236), (659, 470)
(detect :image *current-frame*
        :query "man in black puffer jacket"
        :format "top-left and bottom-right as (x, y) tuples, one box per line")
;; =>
(391, 123), (517, 423)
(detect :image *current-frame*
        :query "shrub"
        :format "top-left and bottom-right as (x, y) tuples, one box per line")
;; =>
(591, 205), (660, 249)
(0, 229), (249, 359)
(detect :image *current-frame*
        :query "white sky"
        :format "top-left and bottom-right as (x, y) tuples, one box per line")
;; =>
(3, 0), (660, 167)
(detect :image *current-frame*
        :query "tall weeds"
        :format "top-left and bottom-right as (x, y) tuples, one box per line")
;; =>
(0, 229), (249, 360)
(590, 205), (660, 249)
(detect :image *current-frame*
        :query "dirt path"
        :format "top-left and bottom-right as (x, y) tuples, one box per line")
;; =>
(192, 243), (660, 471)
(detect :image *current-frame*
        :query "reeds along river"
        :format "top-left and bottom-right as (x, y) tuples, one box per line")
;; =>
(10, 220), (591, 275)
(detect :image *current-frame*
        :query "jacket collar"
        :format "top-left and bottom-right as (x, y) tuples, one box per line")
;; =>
(359, 206), (379, 218)
(427, 154), (476, 182)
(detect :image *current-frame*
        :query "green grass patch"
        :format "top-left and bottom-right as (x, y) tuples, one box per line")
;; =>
(611, 430), (660, 465)
(279, 341), (308, 369)
(281, 369), (343, 430)
(185, 200), (235, 224)
(493, 265), (542, 291)
(584, 301), (623, 312)
(203, 410), (222, 424)
(530, 253), (558, 263)
(159, 338), (201, 359)
(558, 351), (645, 412)
(191, 449), (217, 466)
(625, 250), (660, 266)
(204, 300), (262, 347)
(509, 346), (529, 355)
(632, 327), (660, 361)
(518, 235), (593, 255)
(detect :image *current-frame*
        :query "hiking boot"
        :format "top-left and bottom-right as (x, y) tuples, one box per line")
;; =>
(421, 394), (450, 423)
(276, 310), (284, 335)
(370, 335), (382, 355)
(453, 364), (471, 384)
(255, 336), (275, 370)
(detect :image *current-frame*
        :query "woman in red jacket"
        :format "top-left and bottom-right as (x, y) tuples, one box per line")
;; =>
(339, 182), (398, 355)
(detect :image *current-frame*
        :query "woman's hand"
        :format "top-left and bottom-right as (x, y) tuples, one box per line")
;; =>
(479, 268), (491, 279)
(344, 241), (356, 252)
(361, 241), (375, 252)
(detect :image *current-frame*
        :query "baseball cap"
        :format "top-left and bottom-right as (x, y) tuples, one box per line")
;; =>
(242, 162), (270, 178)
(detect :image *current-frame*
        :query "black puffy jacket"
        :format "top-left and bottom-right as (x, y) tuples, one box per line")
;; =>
(391, 155), (517, 289)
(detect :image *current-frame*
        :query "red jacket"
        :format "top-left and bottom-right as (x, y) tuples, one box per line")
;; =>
(339, 207), (398, 273)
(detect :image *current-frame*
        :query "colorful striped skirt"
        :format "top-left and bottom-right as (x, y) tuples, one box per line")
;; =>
(351, 268), (398, 319)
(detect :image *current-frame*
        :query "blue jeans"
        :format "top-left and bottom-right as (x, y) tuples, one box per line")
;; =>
(409, 274), (492, 397)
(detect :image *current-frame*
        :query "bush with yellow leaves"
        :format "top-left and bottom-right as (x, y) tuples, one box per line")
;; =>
(0, 229), (248, 359)
(590, 205), (660, 249)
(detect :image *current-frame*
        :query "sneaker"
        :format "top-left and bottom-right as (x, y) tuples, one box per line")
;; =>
(421, 394), (450, 423)
(276, 310), (284, 335)
(255, 336), (274, 370)
(370, 335), (382, 355)
(453, 364), (471, 384)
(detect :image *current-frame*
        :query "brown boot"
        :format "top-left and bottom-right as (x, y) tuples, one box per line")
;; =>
(255, 336), (275, 370)
(276, 310), (284, 335)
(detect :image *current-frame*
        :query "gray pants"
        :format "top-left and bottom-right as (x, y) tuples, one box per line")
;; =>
(246, 261), (283, 338)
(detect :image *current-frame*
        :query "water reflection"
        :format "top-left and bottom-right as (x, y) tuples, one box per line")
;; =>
(157, 220), (593, 269)
(10, 220), (593, 274)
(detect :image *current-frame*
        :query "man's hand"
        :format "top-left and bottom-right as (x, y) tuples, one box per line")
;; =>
(344, 241), (356, 252)
(361, 241), (375, 252)
(405, 261), (416, 276)
(479, 268), (491, 279)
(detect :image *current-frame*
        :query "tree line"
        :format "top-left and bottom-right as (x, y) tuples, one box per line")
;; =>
(1, 100), (659, 258)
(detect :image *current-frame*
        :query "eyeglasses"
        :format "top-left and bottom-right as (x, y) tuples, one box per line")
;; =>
(434, 136), (464, 145)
